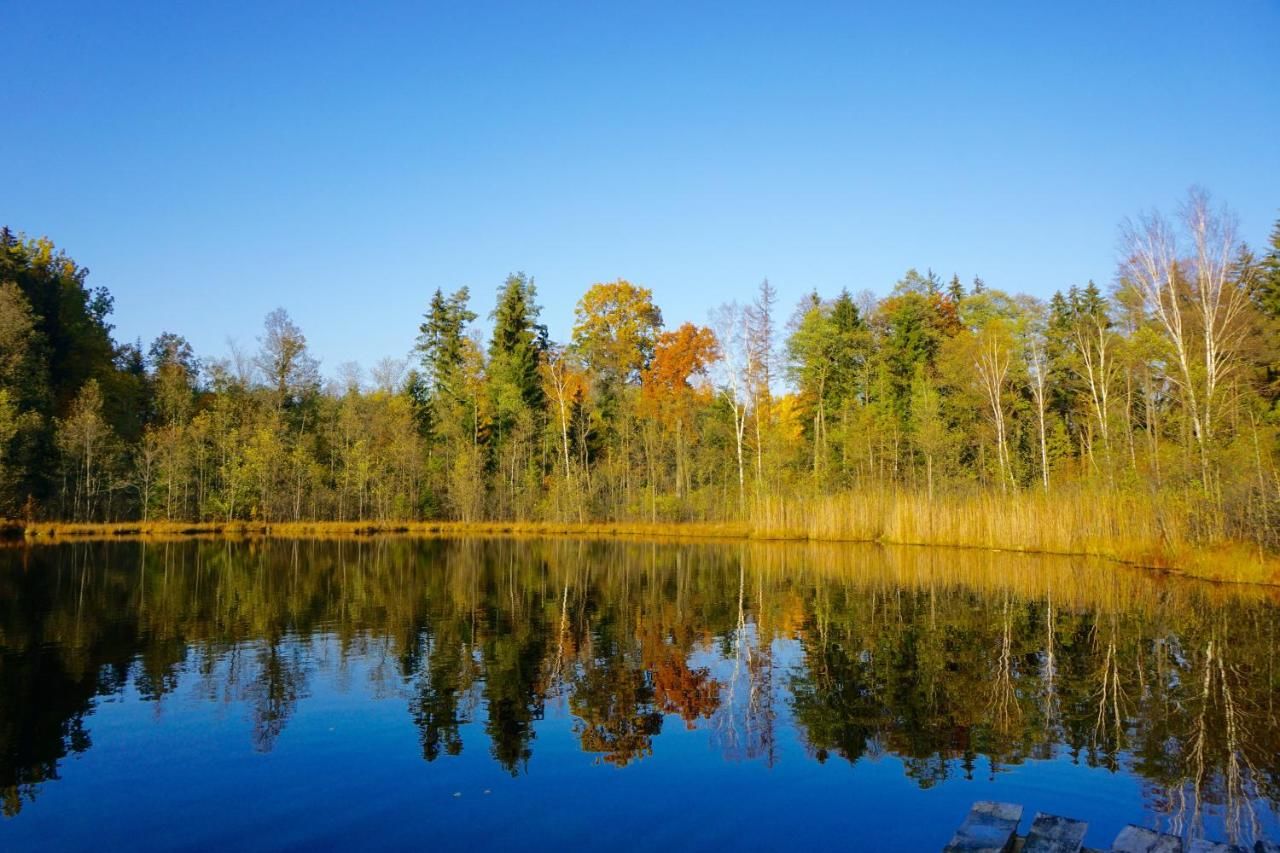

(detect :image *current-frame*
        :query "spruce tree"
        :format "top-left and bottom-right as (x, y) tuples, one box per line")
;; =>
(416, 287), (476, 397)
(488, 273), (548, 413)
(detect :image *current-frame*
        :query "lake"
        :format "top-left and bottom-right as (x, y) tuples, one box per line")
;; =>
(1, 538), (1277, 850)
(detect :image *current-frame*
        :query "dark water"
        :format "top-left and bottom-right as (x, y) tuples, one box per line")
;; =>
(1, 538), (1277, 851)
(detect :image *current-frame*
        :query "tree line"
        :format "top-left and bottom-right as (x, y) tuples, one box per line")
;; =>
(2, 188), (1278, 549)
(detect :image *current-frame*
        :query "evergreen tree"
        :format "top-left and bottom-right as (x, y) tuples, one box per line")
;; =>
(1256, 220), (1280, 404)
(488, 273), (548, 413)
(826, 289), (869, 410)
(415, 288), (476, 398)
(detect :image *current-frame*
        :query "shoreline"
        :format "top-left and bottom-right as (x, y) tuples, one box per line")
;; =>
(6, 518), (1278, 587)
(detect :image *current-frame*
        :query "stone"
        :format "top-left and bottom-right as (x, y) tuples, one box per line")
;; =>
(1023, 812), (1088, 853)
(943, 801), (1024, 853)
(1111, 825), (1183, 853)
(1186, 841), (1247, 853)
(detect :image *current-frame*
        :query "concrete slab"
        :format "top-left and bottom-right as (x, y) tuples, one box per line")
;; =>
(944, 801), (1024, 853)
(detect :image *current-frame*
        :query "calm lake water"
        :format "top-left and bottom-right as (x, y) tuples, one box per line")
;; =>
(1, 538), (1277, 851)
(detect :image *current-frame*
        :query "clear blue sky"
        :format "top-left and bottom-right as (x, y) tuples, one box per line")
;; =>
(4, 1), (1278, 378)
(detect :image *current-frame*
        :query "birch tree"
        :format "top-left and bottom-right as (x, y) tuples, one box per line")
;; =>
(713, 303), (751, 512)
(1120, 188), (1250, 487)
(1024, 315), (1052, 493)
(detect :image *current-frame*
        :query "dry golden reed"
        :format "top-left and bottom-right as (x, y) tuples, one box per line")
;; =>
(13, 488), (1279, 586)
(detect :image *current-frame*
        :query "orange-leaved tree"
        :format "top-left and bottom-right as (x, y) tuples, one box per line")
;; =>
(642, 323), (720, 499)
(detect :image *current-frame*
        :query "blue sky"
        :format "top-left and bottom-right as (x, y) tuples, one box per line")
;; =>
(4, 1), (1278, 378)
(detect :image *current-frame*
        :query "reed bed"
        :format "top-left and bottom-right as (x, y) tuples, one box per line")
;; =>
(750, 489), (1278, 584)
(12, 488), (1279, 585)
(750, 489), (1174, 556)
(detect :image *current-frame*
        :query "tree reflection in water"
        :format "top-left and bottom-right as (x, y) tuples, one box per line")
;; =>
(0, 538), (1277, 845)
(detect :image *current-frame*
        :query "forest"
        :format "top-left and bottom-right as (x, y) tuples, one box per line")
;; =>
(2, 188), (1279, 568)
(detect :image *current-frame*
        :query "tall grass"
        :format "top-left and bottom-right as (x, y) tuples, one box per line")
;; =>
(750, 487), (1277, 584)
(751, 489), (1173, 554)
(14, 489), (1279, 585)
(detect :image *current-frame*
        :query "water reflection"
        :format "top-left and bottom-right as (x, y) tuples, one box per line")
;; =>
(0, 538), (1277, 846)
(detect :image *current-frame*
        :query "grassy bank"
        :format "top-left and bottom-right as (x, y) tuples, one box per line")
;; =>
(14, 518), (754, 544)
(11, 488), (1280, 585)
